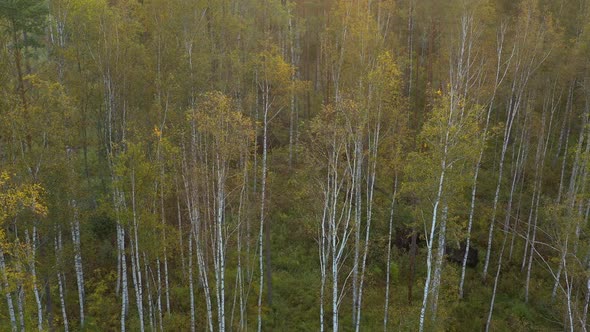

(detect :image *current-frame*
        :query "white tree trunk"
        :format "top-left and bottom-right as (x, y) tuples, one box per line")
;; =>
(324, 134), (355, 332)
(195, 231), (214, 332)
(26, 227), (43, 331)
(214, 155), (227, 332)
(16, 277), (24, 332)
(582, 269), (590, 329)
(483, 30), (537, 278)
(130, 170), (145, 332)
(355, 118), (380, 332)
(419, 163), (447, 332)
(55, 226), (69, 332)
(183, 165), (214, 332)
(159, 176), (171, 318)
(318, 170), (331, 332)
(129, 242), (144, 332)
(485, 232), (508, 332)
(257, 101), (269, 332)
(0, 247), (17, 332)
(483, 109), (517, 279)
(177, 184), (186, 276)
(287, 12), (297, 168)
(383, 177), (397, 331)
(564, 268), (574, 332)
(70, 200), (85, 326)
(524, 171), (541, 303)
(156, 258), (163, 331)
(352, 139), (362, 329)
(430, 205), (447, 322)
(115, 187), (129, 332)
(500, 118), (529, 266)
(332, 237), (339, 332)
(460, 155), (481, 299)
(553, 107), (590, 301)
(464, 22), (510, 286)
(164, 253), (170, 317)
(525, 102), (554, 303)
(188, 234), (195, 332)
(234, 155), (248, 331)
(144, 254), (154, 331)
(119, 222), (129, 332)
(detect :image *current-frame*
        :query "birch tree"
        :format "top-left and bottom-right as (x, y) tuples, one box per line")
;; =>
(252, 48), (295, 330)
(482, 0), (551, 279)
(192, 91), (254, 332)
(406, 90), (481, 331)
(310, 99), (360, 332)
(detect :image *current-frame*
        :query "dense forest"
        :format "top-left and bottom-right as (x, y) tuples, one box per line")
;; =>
(1, 0), (590, 330)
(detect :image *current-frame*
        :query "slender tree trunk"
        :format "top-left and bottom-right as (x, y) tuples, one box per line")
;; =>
(164, 245), (170, 318)
(113, 182), (129, 332)
(463, 22), (510, 285)
(460, 152), (481, 299)
(16, 274), (24, 332)
(130, 170), (145, 332)
(319, 205), (327, 332)
(183, 156), (214, 332)
(563, 266), (575, 332)
(144, 254), (154, 331)
(55, 226), (69, 332)
(556, 84), (574, 204)
(485, 231), (508, 332)
(318, 158), (333, 332)
(325, 133), (355, 332)
(258, 95), (270, 332)
(288, 13), (297, 168)
(502, 119), (528, 263)
(129, 242), (143, 332)
(483, 31), (535, 279)
(525, 101), (554, 303)
(355, 116), (380, 332)
(118, 222), (129, 332)
(483, 103), (519, 279)
(0, 245), (17, 332)
(521, 187), (535, 271)
(159, 173), (171, 319)
(352, 138), (362, 329)
(419, 158), (447, 332)
(524, 168), (541, 303)
(70, 200), (85, 326)
(156, 258), (163, 331)
(407, 0), (414, 101)
(383, 176), (398, 331)
(552, 237), (568, 302)
(195, 230), (214, 332)
(176, 182), (186, 276)
(509, 164), (527, 261)
(553, 104), (590, 301)
(188, 234), (195, 332)
(214, 155), (226, 332)
(582, 258), (590, 328)
(117, 218), (122, 297)
(236, 153), (248, 331)
(430, 205), (447, 323)
(26, 227), (43, 331)
(332, 231), (338, 332)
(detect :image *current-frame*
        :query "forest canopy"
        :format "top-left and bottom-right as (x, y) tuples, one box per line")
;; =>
(1, 0), (590, 331)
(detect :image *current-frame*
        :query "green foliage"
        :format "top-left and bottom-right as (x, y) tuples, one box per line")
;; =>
(0, 0), (48, 37)
(0, 0), (589, 331)
(85, 270), (119, 330)
(0, 172), (46, 223)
